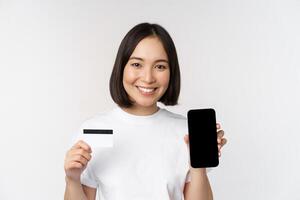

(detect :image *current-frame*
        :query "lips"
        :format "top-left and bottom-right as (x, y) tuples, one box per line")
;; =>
(136, 86), (157, 94)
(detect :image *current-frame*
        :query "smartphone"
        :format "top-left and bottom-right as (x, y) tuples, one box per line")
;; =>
(187, 109), (219, 168)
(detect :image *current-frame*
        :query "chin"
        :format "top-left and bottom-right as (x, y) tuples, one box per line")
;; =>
(135, 102), (156, 108)
(134, 99), (157, 108)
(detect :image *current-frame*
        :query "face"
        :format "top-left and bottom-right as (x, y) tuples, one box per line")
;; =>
(123, 36), (170, 111)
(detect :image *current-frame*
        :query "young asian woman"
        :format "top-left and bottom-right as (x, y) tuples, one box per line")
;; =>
(64, 22), (227, 200)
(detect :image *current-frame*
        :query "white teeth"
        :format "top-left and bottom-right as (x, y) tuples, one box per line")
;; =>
(137, 86), (155, 93)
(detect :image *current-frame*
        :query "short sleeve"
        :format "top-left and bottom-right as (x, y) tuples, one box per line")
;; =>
(80, 163), (98, 188)
(185, 170), (191, 183)
(185, 168), (213, 183)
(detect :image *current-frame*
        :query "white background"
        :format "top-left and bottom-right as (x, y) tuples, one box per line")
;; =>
(0, 0), (299, 199)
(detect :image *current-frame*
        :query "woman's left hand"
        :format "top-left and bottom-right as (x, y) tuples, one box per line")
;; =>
(184, 123), (227, 157)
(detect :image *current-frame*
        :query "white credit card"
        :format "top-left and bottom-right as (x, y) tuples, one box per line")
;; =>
(78, 129), (114, 148)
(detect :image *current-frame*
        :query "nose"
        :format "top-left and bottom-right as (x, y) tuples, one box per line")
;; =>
(141, 67), (155, 84)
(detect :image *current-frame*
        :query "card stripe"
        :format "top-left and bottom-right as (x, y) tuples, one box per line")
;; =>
(83, 129), (113, 134)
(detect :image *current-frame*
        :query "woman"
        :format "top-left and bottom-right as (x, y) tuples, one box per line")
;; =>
(64, 22), (227, 200)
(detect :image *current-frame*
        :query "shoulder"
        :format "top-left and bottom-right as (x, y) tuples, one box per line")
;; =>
(161, 108), (187, 122)
(160, 108), (188, 130)
(80, 109), (115, 128)
(163, 109), (187, 120)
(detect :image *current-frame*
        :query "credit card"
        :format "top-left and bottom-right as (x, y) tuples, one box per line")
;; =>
(78, 129), (113, 148)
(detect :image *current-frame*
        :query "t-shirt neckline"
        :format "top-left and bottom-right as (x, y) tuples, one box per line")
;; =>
(113, 106), (164, 121)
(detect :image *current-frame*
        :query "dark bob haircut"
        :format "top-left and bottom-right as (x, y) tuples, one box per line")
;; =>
(109, 22), (181, 108)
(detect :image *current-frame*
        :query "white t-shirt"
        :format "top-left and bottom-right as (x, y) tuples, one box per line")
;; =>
(71, 106), (207, 200)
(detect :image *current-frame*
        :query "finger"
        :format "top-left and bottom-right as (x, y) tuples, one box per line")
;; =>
(70, 154), (89, 166)
(72, 148), (92, 161)
(64, 160), (84, 171)
(217, 130), (225, 139)
(216, 123), (221, 130)
(71, 140), (84, 150)
(217, 131), (224, 144)
(68, 161), (84, 169)
(78, 140), (92, 152)
(72, 140), (92, 152)
(221, 138), (227, 146)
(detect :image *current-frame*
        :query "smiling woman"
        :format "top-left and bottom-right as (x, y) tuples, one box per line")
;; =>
(64, 22), (226, 200)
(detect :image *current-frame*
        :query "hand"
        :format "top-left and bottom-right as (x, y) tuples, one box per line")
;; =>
(64, 140), (92, 182)
(216, 123), (227, 157)
(184, 122), (227, 157)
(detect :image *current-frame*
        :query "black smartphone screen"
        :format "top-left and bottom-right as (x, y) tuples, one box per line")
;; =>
(187, 109), (219, 168)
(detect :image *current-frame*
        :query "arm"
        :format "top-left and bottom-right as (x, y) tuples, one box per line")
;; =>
(64, 177), (97, 200)
(183, 168), (213, 200)
(64, 140), (96, 200)
(183, 123), (227, 200)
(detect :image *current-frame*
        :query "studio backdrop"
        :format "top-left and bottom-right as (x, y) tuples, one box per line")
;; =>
(0, 0), (299, 199)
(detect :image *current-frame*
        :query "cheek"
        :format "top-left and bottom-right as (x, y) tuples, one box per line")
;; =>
(123, 66), (138, 85)
(158, 71), (170, 88)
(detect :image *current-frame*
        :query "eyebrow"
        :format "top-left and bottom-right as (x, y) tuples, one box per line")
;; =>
(129, 56), (169, 63)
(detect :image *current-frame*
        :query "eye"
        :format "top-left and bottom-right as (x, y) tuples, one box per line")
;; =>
(156, 65), (167, 70)
(131, 63), (141, 68)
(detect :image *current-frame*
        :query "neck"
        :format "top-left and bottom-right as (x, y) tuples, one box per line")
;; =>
(121, 104), (159, 116)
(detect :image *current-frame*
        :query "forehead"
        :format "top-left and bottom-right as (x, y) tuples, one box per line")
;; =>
(130, 36), (168, 61)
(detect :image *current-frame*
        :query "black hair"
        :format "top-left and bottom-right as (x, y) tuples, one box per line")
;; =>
(109, 22), (181, 107)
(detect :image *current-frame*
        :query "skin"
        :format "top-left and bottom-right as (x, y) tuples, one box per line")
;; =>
(64, 36), (227, 200)
(122, 36), (170, 116)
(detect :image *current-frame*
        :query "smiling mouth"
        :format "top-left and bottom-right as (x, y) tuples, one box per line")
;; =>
(136, 86), (157, 94)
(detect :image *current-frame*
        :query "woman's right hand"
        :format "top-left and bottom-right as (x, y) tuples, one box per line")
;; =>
(64, 140), (92, 182)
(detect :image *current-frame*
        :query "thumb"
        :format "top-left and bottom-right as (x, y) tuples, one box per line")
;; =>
(184, 134), (189, 145)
